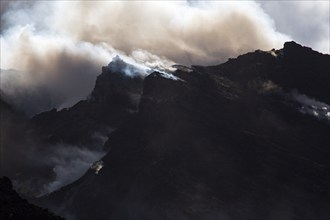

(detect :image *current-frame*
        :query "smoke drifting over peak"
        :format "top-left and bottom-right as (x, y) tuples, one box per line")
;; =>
(58, 1), (289, 64)
(1, 1), (288, 68)
(1, 1), (329, 115)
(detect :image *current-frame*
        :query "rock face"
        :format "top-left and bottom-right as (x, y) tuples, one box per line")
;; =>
(39, 42), (330, 220)
(0, 176), (64, 220)
(1, 57), (146, 197)
(32, 56), (144, 146)
(0, 95), (45, 195)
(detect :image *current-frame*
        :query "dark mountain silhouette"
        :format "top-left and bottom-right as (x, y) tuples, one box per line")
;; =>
(0, 176), (64, 220)
(0, 94), (44, 191)
(0, 56), (146, 198)
(32, 56), (144, 146)
(205, 42), (330, 103)
(0, 94), (61, 196)
(30, 42), (330, 220)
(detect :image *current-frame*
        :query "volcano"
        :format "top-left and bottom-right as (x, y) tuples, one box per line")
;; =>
(1, 42), (330, 220)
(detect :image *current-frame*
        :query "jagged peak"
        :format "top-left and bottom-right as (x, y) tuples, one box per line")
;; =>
(284, 41), (309, 50)
(103, 55), (149, 78)
(283, 41), (330, 56)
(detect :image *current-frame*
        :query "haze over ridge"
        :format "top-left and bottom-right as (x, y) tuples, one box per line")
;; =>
(0, 1), (329, 115)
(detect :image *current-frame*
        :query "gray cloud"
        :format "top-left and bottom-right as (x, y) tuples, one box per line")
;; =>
(0, 1), (328, 115)
(0, 120), (108, 196)
(1, 1), (289, 68)
(42, 144), (106, 196)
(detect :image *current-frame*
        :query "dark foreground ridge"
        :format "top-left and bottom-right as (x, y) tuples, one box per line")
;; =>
(0, 177), (64, 220)
(1, 42), (329, 220)
(33, 41), (330, 220)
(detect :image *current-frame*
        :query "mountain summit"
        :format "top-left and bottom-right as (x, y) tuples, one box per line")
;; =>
(29, 42), (330, 220)
(32, 57), (145, 146)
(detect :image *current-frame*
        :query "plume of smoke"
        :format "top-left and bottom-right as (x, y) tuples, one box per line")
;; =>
(290, 91), (330, 122)
(1, 1), (292, 114)
(1, 1), (290, 67)
(41, 144), (106, 196)
(45, 1), (289, 65)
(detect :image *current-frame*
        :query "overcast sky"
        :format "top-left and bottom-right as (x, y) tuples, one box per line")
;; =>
(258, 1), (329, 54)
(0, 1), (329, 115)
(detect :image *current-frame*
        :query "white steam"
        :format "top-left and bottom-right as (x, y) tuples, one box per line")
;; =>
(1, 1), (327, 114)
(107, 55), (181, 81)
(291, 91), (330, 122)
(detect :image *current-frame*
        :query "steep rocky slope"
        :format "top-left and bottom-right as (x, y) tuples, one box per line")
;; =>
(0, 57), (146, 197)
(0, 177), (64, 220)
(32, 56), (144, 146)
(0, 95), (53, 196)
(39, 42), (330, 220)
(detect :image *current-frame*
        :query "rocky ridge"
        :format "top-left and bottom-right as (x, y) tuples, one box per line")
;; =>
(35, 42), (330, 220)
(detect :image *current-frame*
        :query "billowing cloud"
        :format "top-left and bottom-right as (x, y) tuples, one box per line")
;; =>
(0, 1), (328, 115)
(1, 1), (289, 67)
